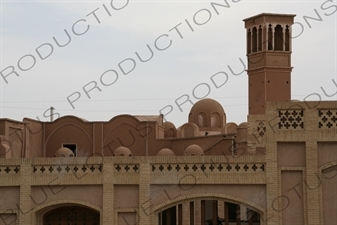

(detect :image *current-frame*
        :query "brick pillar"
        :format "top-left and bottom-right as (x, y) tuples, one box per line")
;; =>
(265, 138), (278, 225)
(182, 201), (190, 224)
(103, 159), (114, 225)
(240, 204), (247, 221)
(18, 160), (31, 225)
(305, 140), (319, 225)
(139, 162), (151, 224)
(177, 205), (181, 224)
(195, 200), (201, 225)
(218, 201), (224, 220)
(150, 210), (158, 225)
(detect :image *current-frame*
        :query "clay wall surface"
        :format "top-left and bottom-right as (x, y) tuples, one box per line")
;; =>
(0, 155), (266, 225)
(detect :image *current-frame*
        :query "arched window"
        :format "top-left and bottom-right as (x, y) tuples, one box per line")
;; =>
(197, 113), (207, 128)
(159, 206), (177, 225)
(258, 25), (262, 51)
(158, 200), (261, 225)
(252, 27), (257, 52)
(211, 113), (221, 127)
(247, 29), (251, 54)
(167, 128), (175, 137)
(268, 24), (273, 50)
(184, 126), (194, 138)
(43, 206), (99, 225)
(274, 24), (283, 51)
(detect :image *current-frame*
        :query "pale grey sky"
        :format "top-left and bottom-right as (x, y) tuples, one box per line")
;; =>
(1, 0), (336, 127)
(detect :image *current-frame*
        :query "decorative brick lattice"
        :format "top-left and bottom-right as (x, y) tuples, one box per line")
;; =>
(256, 121), (266, 137)
(318, 110), (337, 129)
(32, 164), (102, 174)
(278, 110), (304, 129)
(151, 163), (265, 173)
(114, 164), (139, 172)
(0, 166), (20, 175)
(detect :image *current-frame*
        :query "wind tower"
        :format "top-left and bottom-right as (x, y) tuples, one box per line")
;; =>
(243, 13), (296, 115)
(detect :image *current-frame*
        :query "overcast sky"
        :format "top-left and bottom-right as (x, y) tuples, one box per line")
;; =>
(0, 0), (336, 127)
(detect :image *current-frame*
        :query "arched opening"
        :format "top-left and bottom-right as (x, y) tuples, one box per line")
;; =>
(247, 29), (251, 54)
(268, 24), (273, 50)
(252, 27), (257, 52)
(197, 113), (207, 128)
(211, 113), (221, 128)
(274, 25), (283, 51)
(258, 26), (262, 51)
(159, 206), (177, 225)
(43, 206), (100, 225)
(158, 200), (261, 225)
(184, 126), (194, 138)
(166, 128), (175, 138)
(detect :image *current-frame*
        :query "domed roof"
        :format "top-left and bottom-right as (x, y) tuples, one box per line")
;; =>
(189, 98), (226, 128)
(190, 98), (225, 116)
(114, 146), (132, 156)
(157, 148), (175, 156)
(163, 121), (176, 130)
(238, 122), (248, 128)
(163, 121), (177, 138)
(54, 147), (75, 157)
(184, 144), (204, 156)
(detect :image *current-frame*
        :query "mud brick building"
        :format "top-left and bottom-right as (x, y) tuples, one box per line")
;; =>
(1, 13), (336, 225)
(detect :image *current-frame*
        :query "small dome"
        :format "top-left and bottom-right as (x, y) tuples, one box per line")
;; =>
(189, 98), (226, 128)
(114, 146), (132, 156)
(237, 122), (248, 142)
(238, 122), (248, 128)
(157, 148), (175, 156)
(54, 147), (75, 157)
(184, 144), (204, 156)
(190, 99), (225, 117)
(224, 122), (238, 134)
(163, 121), (176, 129)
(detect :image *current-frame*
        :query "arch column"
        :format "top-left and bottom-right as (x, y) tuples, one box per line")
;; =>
(247, 29), (252, 54)
(271, 24), (275, 50)
(249, 28), (253, 53)
(287, 25), (292, 51)
(256, 27), (259, 52)
(150, 210), (157, 225)
(218, 201), (225, 220)
(267, 24), (275, 50)
(257, 26), (262, 51)
(182, 201), (190, 224)
(264, 24), (268, 51)
(195, 200), (201, 225)
(282, 24), (286, 51)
